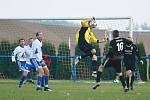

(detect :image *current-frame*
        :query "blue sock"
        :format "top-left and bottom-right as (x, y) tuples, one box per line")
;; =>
(44, 76), (49, 87)
(37, 76), (42, 87)
(27, 72), (32, 81)
(41, 76), (45, 86)
(19, 75), (26, 85)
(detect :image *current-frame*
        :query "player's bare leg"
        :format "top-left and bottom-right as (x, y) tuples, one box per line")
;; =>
(91, 49), (97, 78)
(130, 71), (135, 90)
(125, 70), (132, 91)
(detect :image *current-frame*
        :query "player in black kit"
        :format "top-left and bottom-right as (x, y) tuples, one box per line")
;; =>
(123, 37), (143, 91)
(93, 30), (129, 92)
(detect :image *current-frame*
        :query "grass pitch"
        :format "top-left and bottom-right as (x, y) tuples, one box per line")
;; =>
(0, 80), (149, 100)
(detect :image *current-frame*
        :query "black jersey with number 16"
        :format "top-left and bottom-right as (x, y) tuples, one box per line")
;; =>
(108, 37), (128, 58)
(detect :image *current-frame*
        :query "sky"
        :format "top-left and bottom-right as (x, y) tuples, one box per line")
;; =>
(0, 0), (150, 24)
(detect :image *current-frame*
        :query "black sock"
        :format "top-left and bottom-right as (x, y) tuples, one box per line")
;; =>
(130, 75), (134, 87)
(119, 76), (126, 88)
(125, 77), (129, 89)
(96, 71), (102, 83)
(92, 60), (97, 71)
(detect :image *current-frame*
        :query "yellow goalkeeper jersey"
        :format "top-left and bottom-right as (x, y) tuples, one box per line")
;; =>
(75, 19), (98, 45)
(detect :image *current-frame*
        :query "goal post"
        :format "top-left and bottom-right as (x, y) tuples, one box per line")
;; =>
(47, 17), (133, 39)
(0, 17), (134, 80)
(95, 17), (133, 41)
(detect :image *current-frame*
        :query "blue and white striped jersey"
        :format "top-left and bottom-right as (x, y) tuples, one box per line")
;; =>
(30, 39), (43, 62)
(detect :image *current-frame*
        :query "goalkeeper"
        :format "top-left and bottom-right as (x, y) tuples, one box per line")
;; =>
(75, 17), (106, 76)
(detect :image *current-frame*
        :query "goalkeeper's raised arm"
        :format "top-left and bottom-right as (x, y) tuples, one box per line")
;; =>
(75, 17), (107, 45)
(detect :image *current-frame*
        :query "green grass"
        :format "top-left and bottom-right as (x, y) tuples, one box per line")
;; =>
(0, 80), (150, 100)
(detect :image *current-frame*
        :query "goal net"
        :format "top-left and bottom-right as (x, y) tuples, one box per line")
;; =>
(0, 17), (133, 80)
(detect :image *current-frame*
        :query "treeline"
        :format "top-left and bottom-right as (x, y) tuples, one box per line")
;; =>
(0, 40), (149, 80)
(0, 41), (72, 79)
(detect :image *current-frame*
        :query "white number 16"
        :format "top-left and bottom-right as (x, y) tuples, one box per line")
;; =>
(117, 42), (123, 51)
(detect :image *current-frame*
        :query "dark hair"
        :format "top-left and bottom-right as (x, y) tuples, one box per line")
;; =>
(19, 38), (25, 42)
(126, 39), (133, 45)
(29, 37), (33, 40)
(112, 30), (119, 38)
(36, 32), (42, 36)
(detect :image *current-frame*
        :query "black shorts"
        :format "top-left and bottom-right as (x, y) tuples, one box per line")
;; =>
(111, 59), (122, 73)
(124, 59), (136, 71)
(102, 57), (121, 73)
(102, 57), (112, 68)
(78, 42), (95, 56)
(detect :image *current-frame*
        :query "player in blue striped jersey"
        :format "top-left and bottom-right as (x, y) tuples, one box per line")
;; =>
(24, 38), (36, 84)
(12, 38), (29, 87)
(30, 32), (51, 91)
